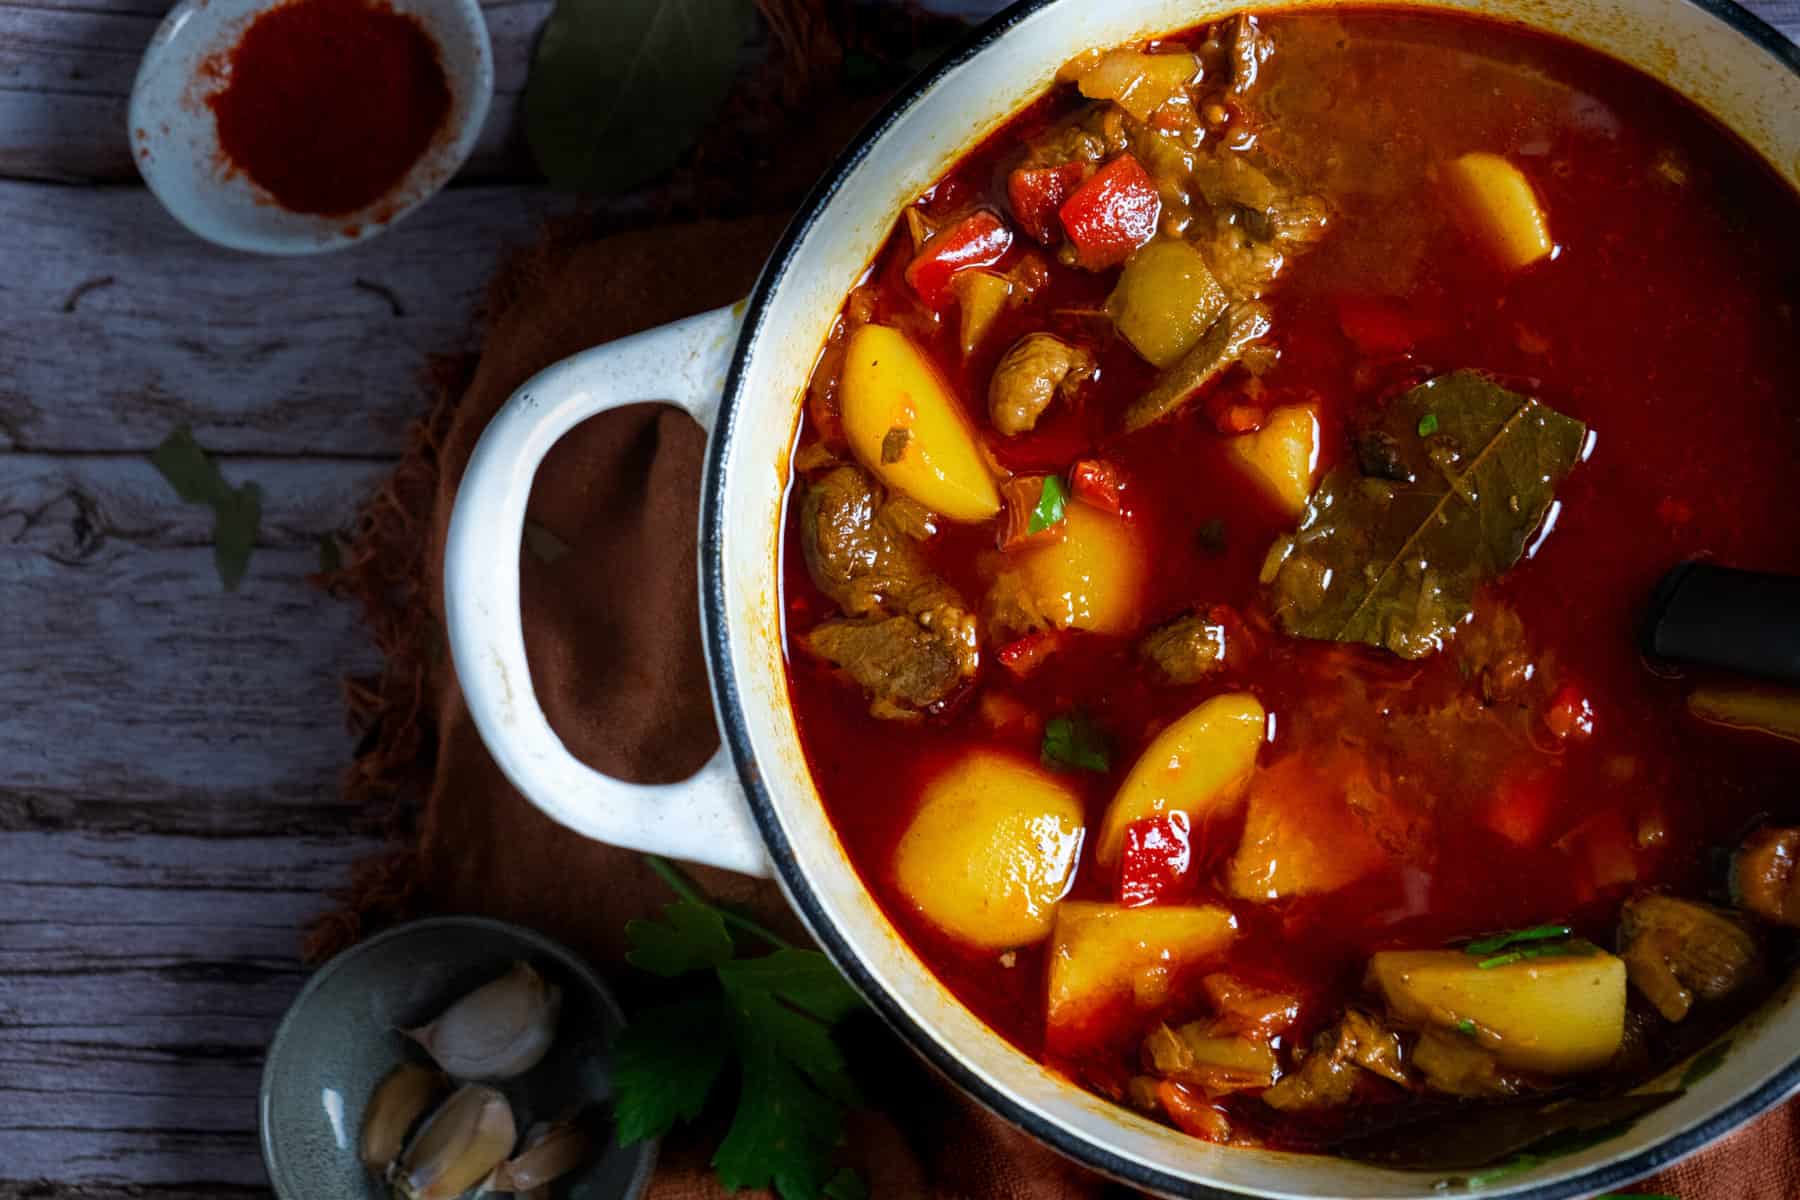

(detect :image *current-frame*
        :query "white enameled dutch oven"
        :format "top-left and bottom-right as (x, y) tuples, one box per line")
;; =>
(443, 2), (1800, 1195)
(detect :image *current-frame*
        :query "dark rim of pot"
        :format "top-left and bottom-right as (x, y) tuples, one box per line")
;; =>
(700, 1), (1800, 1195)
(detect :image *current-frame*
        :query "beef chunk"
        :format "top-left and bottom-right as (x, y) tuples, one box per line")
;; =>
(1229, 13), (1273, 95)
(800, 466), (978, 718)
(806, 613), (977, 722)
(1140, 611), (1229, 683)
(1619, 893), (1762, 1022)
(1734, 827), (1800, 927)
(1263, 1008), (1409, 1111)
(989, 333), (1095, 436)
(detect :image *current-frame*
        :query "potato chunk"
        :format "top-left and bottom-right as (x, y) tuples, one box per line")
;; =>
(1107, 239), (1229, 368)
(1224, 405), (1319, 519)
(1067, 49), (1200, 122)
(893, 750), (1084, 949)
(988, 502), (1147, 635)
(1445, 152), (1553, 270)
(1225, 755), (1386, 900)
(1368, 949), (1626, 1075)
(1047, 902), (1237, 1052)
(1097, 692), (1265, 865)
(841, 324), (1001, 522)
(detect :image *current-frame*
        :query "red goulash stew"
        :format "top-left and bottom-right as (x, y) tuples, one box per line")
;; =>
(780, 7), (1800, 1164)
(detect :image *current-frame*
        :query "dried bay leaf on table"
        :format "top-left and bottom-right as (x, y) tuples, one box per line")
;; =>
(525, 0), (758, 193)
(1267, 371), (1587, 658)
(150, 426), (263, 591)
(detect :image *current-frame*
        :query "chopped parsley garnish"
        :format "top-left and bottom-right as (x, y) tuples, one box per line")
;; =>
(1455, 1018), (1478, 1037)
(1465, 923), (1573, 956)
(1028, 474), (1069, 534)
(1417, 411), (1440, 436)
(1042, 712), (1111, 773)
(1477, 938), (1600, 970)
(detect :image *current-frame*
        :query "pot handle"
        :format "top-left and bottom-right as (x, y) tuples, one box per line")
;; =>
(443, 303), (770, 877)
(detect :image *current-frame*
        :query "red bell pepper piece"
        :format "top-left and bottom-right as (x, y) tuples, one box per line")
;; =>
(996, 630), (1060, 677)
(1057, 154), (1161, 270)
(904, 210), (1013, 308)
(1070, 458), (1127, 515)
(1337, 296), (1448, 358)
(1480, 773), (1551, 847)
(1337, 296), (1417, 357)
(1155, 1081), (1233, 1143)
(1007, 162), (1087, 244)
(1545, 683), (1595, 741)
(1117, 812), (1192, 907)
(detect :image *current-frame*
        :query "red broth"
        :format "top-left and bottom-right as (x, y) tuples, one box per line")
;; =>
(780, 7), (1800, 1150)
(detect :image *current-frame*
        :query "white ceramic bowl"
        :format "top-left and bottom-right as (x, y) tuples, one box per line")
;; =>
(442, 1), (1800, 1196)
(128, 0), (493, 254)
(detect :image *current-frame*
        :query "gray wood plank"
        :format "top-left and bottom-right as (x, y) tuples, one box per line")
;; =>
(0, 182), (572, 457)
(0, 0), (549, 184)
(0, 832), (375, 1186)
(0, 454), (391, 833)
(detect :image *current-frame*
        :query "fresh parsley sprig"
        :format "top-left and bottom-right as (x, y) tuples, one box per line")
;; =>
(611, 856), (868, 1200)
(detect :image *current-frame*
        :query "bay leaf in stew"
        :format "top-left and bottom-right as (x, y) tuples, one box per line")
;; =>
(1334, 1089), (1678, 1171)
(1266, 371), (1586, 658)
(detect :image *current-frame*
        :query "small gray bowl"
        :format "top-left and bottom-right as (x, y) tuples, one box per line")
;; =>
(259, 916), (655, 1200)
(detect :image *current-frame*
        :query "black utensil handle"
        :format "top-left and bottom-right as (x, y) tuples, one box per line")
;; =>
(1644, 563), (1800, 685)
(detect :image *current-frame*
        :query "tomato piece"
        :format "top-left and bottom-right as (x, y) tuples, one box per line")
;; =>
(1155, 1080), (1232, 1142)
(1070, 458), (1127, 515)
(996, 630), (1060, 677)
(1058, 154), (1161, 270)
(1008, 162), (1087, 245)
(1117, 812), (1193, 906)
(1545, 683), (1595, 740)
(1204, 391), (1266, 434)
(1481, 774), (1551, 847)
(904, 210), (1014, 308)
(1337, 296), (1417, 356)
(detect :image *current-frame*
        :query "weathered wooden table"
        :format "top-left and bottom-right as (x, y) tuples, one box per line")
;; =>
(1, 2), (1795, 1197)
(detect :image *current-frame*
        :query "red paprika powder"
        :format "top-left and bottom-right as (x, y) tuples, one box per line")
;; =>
(206, 0), (451, 217)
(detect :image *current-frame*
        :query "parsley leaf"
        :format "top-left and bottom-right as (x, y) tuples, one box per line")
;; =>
(717, 948), (863, 1023)
(151, 427), (263, 591)
(1455, 1018), (1478, 1037)
(1464, 923), (1573, 955)
(1476, 938), (1599, 970)
(1417, 411), (1439, 436)
(1679, 1038), (1731, 1088)
(611, 985), (731, 1143)
(625, 898), (734, 976)
(823, 1168), (869, 1200)
(1028, 475), (1068, 534)
(1042, 712), (1111, 773)
(612, 857), (868, 1200)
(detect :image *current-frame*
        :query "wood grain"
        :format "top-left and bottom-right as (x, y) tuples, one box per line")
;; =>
(0, 833), (376, 1187)
(0, 453), (389, 833)
(0, 182), (572, 456)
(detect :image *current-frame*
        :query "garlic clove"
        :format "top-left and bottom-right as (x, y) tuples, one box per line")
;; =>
(359, 1063), (447, 1176)
(394, 1084), (517, 1200)
(489, 1117), (593, 1192)
(402, 962), (562, 1081)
